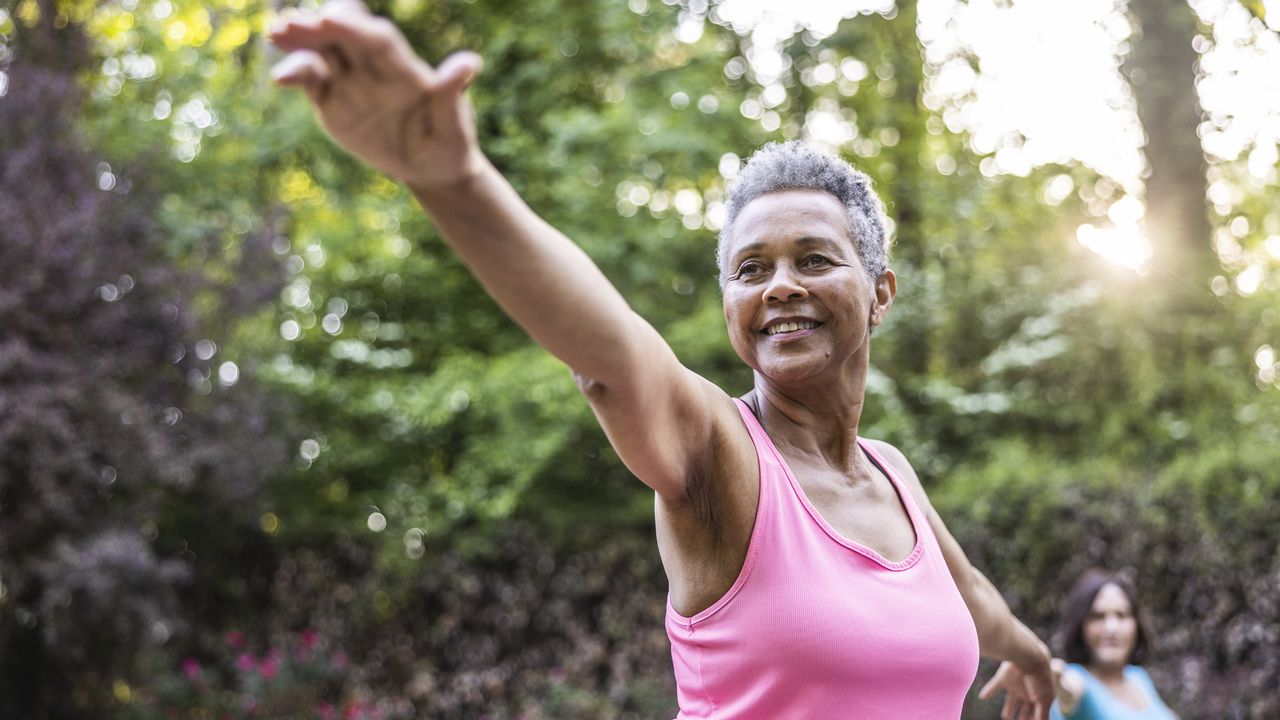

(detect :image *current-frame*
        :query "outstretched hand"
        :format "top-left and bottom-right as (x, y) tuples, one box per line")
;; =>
(269, 0), (484, 190)
(979, 658), (1057, 720)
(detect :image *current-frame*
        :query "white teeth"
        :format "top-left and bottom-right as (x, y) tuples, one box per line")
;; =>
(767, 321), (817, 335)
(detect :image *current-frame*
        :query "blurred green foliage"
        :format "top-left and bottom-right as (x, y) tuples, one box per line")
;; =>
(2, 0), (1279, 716)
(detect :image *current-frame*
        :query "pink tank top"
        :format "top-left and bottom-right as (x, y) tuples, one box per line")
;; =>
(665, 399), (979, 719)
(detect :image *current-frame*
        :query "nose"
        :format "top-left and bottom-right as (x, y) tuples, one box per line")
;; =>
(763, 263), (809, 304)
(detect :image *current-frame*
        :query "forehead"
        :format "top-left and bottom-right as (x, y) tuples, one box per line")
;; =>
(727, 190), (850, 255)
(1090, 584), (1132, 613)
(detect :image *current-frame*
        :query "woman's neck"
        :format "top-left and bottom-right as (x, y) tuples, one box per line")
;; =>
(748, 378), (868, 474)
(1087, 661), (1129, 684)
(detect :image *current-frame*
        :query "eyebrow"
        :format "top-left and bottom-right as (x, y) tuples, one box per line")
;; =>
(729, 236), (845, 265)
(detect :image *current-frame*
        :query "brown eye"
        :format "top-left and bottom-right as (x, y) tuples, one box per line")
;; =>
(802, 254), (831, 268)
(735, 261), (765, 278)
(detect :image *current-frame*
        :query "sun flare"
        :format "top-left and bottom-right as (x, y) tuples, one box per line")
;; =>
(1075, 223), (1153, 271)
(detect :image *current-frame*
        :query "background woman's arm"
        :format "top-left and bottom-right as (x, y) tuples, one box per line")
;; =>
(1050, 659), (1085, 716)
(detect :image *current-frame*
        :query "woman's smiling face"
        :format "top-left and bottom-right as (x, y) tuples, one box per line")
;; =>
(721, 189), (892, 385)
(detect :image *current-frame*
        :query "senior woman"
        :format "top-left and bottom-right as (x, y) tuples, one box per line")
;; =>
(270, 3), (1055, 717)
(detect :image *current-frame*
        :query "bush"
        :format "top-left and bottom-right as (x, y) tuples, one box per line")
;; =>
(117, 629), (411, 720)
(933, 439), (1280, 719)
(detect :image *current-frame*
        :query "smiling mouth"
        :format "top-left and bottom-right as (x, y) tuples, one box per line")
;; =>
(764, 320), (821, 335)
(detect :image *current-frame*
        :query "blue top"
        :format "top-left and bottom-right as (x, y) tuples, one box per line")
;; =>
(1050, 664), (1176, 720)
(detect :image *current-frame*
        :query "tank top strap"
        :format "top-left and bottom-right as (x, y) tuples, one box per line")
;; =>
(731, 397), (770, 453)
(730, 395), (782, 515)
(857, 439), (934, 547)
(730, 397), (793, 511)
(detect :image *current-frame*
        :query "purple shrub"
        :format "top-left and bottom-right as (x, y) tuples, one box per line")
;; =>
(0, 1), (290, 714)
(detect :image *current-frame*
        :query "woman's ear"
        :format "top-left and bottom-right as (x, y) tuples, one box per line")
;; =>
(869, 269), (896, 327)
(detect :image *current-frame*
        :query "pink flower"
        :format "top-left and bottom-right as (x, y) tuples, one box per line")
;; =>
(235, 652), (257, 673)
(225, 630), (246, 649)
(299, 629), (319, 651)
(316, 703), (336, 720)
(181, 657), (201, 680)
(258, 655), (280, 681)
(344, 699), (385, 720)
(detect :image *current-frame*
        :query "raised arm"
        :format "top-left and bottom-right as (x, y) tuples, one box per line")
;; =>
(867, 440), (1055, 720)
(269, 2), (729, 499)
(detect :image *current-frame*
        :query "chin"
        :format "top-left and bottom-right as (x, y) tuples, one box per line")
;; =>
(1094, 652), (1130, 667)
(756, 356), (831, 385)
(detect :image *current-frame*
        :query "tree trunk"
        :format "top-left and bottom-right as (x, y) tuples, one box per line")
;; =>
(1124, 0), (1214, 294)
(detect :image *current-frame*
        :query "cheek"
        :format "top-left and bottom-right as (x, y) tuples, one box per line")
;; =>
(723, 296), (745, 329)
(723, 299), (755, 353)
(724, 282), (765, 316)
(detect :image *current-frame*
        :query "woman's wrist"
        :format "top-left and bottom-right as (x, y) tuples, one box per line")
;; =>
(406, 150), (493, 203)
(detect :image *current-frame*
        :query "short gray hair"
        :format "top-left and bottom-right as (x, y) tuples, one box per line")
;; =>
(717, 141), (891, 285)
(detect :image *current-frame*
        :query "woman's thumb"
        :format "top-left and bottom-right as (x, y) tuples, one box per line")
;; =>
(436, 50), (483, 94)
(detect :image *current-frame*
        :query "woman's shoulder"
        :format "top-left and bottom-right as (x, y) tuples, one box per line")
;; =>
(1124, 664), (1154, 684)
(1061, 663), (1107, 696)
(860, 439), (932, 509)
(1124, 665), (1163, 696)
(1062, 663), (1096, 685)
(859, 438), (920, 484)
(1125, 665), (1177, 717)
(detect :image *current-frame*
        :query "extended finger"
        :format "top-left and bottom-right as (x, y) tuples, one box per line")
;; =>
(269, 3), (380, 53)
(272, 11), (429, 86)
(271, 49), (332, 103)
(979, 663), (1011, 700)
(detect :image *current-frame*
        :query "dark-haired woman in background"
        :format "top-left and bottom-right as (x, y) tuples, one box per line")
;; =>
(1050, 572), (1178, 720)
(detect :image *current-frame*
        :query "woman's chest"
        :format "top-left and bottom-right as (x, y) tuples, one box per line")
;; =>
(699, 557), (979, 691)
(1091, 677), (1156, 716)
(793, 466), (919, 562)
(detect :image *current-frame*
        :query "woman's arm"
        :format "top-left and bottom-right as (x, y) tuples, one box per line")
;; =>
(1050, 659), (1085, 716)
(867, 440), (1055, 720)
(269, 2), (731, 499)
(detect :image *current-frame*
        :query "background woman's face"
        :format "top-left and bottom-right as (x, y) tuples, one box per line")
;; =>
(1084, 583), (1137, 670)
